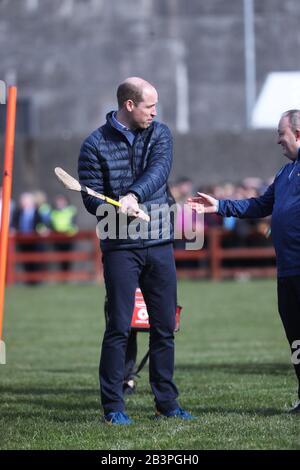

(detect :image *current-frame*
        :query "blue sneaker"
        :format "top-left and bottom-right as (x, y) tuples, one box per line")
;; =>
(104, 411), (133, 425)
(155, 407), (195, 420)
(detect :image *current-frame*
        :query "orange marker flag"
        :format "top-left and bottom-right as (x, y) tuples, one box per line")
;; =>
(0, 86), (17, 364)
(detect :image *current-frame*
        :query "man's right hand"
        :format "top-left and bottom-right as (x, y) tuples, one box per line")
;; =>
(119, 193), (139, 216)
(119, 193), (150, 222)
(187, 192), (219, 214)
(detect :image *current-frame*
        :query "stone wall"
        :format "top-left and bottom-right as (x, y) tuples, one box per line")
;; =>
(0, 0), (299, 136)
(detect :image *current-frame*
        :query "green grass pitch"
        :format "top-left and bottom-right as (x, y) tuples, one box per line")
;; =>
(0, 280), (299, 450)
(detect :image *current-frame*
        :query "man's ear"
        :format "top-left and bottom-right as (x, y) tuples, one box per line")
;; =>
(125, 100), (135, 112)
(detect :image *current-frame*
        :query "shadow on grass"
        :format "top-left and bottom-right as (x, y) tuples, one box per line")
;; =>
(0, 386), (99, 417)
(175, 362), (291, 376)
(0, 406), (286, 422)
(0, 385), (153, 421)
(0, 386), (97, 395)
(43, 368), (96, 374)
(193, 406), (284, 417)
(7, 362), (291, 377)
(0, 410), (100, 423)
(0, 362), (292, 421)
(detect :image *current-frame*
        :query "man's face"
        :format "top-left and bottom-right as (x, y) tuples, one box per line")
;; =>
(129, 87), (158, 129)
(277, 116), (299, 161)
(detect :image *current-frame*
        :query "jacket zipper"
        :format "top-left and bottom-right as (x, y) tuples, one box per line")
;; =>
(129, 136), (146, 247)
(129, 136), (138, 179)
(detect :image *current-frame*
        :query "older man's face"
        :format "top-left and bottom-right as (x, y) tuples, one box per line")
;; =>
(277, 116), (299, 161)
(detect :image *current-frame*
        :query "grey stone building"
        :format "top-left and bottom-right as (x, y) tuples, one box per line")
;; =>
(0, 0), (299, 225)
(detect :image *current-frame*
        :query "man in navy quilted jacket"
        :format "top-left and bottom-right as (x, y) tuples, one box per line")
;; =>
(78, 77), (194, 424)
(188, 109), (300, 414)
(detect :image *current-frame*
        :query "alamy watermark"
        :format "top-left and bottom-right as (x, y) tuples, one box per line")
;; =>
(0, 80), (6, 104)
(95, 202), (205, 250)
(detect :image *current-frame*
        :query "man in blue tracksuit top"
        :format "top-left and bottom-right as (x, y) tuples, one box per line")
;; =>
(188, 109), (300, 414)
(78, 77), (193, 424)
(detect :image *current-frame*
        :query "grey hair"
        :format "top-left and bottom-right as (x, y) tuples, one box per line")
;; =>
(281, 109), (300, 131)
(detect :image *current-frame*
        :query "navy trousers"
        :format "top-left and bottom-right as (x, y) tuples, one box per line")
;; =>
(104, 297), (138, 383)
(100, 243), (179, 414)
(277, 276), (300, 399)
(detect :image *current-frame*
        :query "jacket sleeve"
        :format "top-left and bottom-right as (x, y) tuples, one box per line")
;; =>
(218, 182), (275, 218)
(78, 136), (105, 216)
(127, 124), (173, 203)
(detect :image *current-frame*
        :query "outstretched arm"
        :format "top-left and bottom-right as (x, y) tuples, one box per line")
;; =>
(187, 193), (219, 214)
(188, 183), (275, 219)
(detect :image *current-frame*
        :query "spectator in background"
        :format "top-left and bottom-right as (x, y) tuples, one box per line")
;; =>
(33, 190), (52, 235)
(12, 192), (40, 234)
(50, 195), (78, 273)
(12, 192), (42, 284)
(32, 191), (52, 273)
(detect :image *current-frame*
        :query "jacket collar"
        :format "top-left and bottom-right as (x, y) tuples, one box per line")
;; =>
(106, 111), (154, 137)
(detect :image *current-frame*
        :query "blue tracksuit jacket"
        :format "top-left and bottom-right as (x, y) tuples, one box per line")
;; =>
(218, 157), (300, 278)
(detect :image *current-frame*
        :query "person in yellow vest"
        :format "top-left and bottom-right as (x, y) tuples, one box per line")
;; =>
(50, 195), (78, 273)
(33, 190), (52, 235)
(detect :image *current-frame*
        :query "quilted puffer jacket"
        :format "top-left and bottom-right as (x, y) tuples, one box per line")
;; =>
(78, 112), (174, 251)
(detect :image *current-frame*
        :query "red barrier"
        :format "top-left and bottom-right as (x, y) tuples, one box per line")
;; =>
(7, 230), (103, 284)
(6, 227), (276, 285)
(175, 227), (276, 280)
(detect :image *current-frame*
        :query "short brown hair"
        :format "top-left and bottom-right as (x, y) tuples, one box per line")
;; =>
(117, 82), (143, 108)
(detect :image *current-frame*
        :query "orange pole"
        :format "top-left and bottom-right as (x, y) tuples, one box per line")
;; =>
(0, 86), (17, 350)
